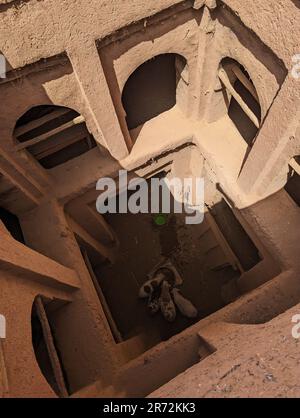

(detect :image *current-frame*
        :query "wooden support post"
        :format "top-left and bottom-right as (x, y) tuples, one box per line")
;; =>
(35, 296), (68, 398)
(289, 157), (300, 176)
(16, 116), (85, 151)
(228, 63), (259, 102)
(15, 109), (71, 138)
(218, 68), (260, 129)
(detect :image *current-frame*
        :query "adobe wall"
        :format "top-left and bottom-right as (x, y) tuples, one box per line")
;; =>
(0, 0), (298, 206)
(0, 222), (79, 397)
(150, 303), (300, 398)
(0, 0), (299, 399)
(19, 200), (122, 393)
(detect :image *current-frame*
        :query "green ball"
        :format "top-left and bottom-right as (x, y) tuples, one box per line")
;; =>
(154, 214), (168, 226)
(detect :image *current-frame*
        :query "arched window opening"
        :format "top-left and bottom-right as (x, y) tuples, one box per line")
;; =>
(31, 295), (70, 397)
(122, 54), (189, 132)
(218, 58), (261, 146)
(285, 156), (300, 206)
(14, 105), (97, 169)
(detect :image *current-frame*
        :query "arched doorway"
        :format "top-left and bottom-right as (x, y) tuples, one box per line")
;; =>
(122, 54), (189, 132)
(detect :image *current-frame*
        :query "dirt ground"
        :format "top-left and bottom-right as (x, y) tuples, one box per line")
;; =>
(94, 205), (239, 347)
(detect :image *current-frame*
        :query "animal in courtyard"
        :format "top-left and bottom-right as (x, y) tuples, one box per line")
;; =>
(159, 281), (176, 322)
(139, 272), (165, 298)
(172, 288), (198, 318)
(155, 267), (176, 288)
(147, 286), (161, 315)
(139, 266), (175, 299)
